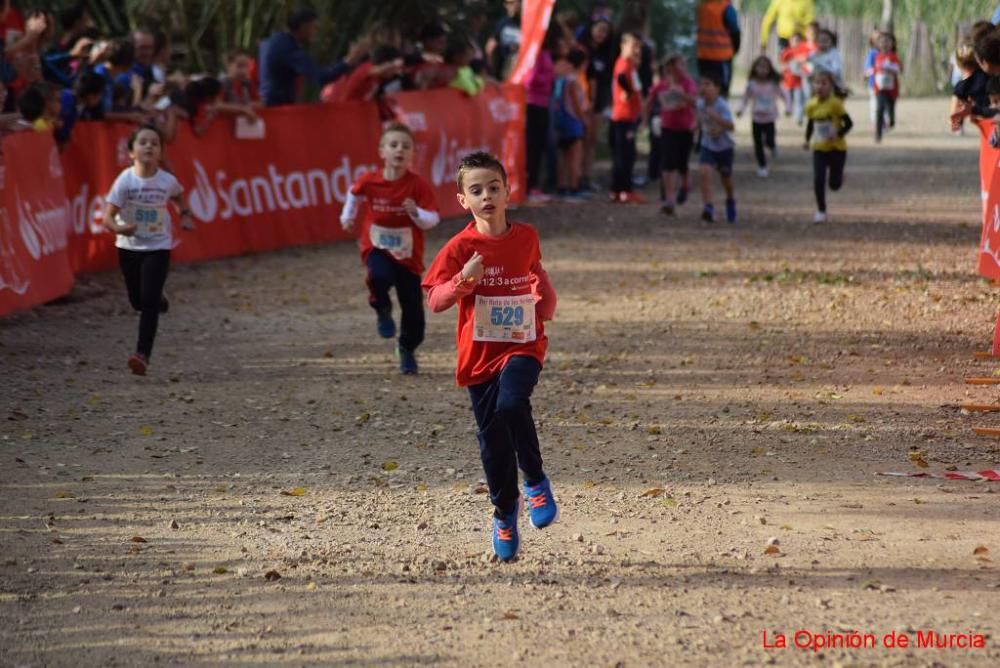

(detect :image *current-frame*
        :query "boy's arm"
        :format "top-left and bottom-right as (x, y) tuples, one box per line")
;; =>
(425, 250), (483, 313)
(531, 262), (557, 322)
(803, 119), (813, 148)
(839, 113), (853, 137)
(403, 199), (440, 230)
(340, 190), (364, 231)
(170, 193), (194, 229)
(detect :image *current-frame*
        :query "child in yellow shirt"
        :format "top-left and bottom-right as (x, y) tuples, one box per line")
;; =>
(803, 71), (853, 223)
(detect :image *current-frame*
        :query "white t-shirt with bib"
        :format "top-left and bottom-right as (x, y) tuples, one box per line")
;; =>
(107, 167), (183, 252)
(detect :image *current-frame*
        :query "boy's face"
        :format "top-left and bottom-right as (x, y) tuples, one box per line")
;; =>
(456, 167), (508, 223)
(877, 35), (892, 52)
(817, 33), (832, 51)
(228, 55), (251, 81)
(813, 75), (832, 97)
(130, 129), (162, 166)
(977, 55), (1000, 76)
(379, 130), (414, 170)
(623, 37), (641, 61)
(699, 78), (718, 100)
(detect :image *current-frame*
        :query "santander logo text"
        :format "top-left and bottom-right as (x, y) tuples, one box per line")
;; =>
(16, 190), (69, 261)
(187, 157), (374, 223)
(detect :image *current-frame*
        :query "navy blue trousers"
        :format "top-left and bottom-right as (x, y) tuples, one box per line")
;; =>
(366, 250), (424, 352)
(467, 356), (544, 515)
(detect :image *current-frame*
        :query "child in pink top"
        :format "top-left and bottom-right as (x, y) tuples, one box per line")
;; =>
(646, 53), (697, 216)
(737, 56), (790, 177)
(525, 41), (557, 202)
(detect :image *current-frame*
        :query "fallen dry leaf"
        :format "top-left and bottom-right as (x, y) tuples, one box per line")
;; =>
(764, 545), (781, 555)
(381, 460), (399, 472)
(639, 487), (665, 498)
(264, 570), (282, 581)
(280, 487), (307, 497)
(53, 491), (75, 499)
(213, 566), (228, 574)
(129, 536), (147, 543)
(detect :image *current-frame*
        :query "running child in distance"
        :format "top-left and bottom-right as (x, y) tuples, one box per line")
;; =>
(422, 152), (559, 562)
(646, 53), (697, 217)
(804, 71), (853, 223)
(737, 55), (791, 178)
(102, 124), (194, 376)
(341, 122), (440, 375)
(696, 73), (737, 224)
(868, 31), (901, 143)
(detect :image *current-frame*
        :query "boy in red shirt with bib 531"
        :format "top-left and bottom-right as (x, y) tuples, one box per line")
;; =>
(423, 152), (558, 562)
(341, 123), (440, 374)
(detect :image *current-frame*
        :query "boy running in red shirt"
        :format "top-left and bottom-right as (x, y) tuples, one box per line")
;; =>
(423, 152), (558, 562)
(341, 122), (439, 374)
(869, 32), (902, 143)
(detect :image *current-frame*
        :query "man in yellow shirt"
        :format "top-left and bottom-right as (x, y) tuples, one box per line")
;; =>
(760, 0), (815, 51)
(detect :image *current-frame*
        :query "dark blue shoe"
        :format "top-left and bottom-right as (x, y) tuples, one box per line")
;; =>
(725, 198), (737, 224)
(523, 476), (559, 529)
(677, 187), (688, 205)
(397, 345), (418, 375)
(701, 204), (715, 223)
(376, 307), (396, 339)
(492, 507), (520, 562)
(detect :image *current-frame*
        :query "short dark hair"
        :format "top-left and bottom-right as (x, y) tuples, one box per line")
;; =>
(988, 76), (1000, 97)
(127, 124), (163, 151)
(456, 151), (507, 191)
(59, 4), (86, 32)
(971, 21), (996, 46)
(108, 38), (135, 68)
(380, 121), (413, 142)
(699, 72), (722, 90)
(976, 29), (1000, 67)
(17, 84), (46, 121)
(75, 70), (106, 99)
(226, 48), (252, 64)
(568, 48), (587, 69)
(288, 8), (318, 32)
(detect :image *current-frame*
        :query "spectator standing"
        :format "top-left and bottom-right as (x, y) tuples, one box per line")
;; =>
(221, 49), (259, 105)
(578, 15), (615, 191)
(760, 0), (815, 51)
(696, 0), (740, 98)
(485, 0), (520, 80)
(259, 7), (360, 107)
(130, 28), (156, 92)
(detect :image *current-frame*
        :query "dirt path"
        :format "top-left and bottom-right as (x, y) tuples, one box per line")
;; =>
(2, 97), (999, 667)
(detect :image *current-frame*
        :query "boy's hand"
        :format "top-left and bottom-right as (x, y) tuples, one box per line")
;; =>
(341, 218), (355, 233)
(402, 197), (418, 219)
(461, 251), (484, 283)
(180, 212), (194, 230)
(115, 221), (138, 236)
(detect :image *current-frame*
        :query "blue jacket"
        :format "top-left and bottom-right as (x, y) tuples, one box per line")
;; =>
(258, 31), (351, 106)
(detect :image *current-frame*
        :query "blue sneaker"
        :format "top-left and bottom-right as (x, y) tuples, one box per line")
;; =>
(376, 307), (396, 339)
(701, 204), (715, 223)
(725, 198), (737, 224)
(677, 187), (688, 205)
(492, 508), (520, 562)
(396, 345), (418, 375)
(523, 476), (559, 529)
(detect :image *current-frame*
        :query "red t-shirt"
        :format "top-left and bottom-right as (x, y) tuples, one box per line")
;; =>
(651, 75), (697, 131)
(611, 56), (642, 122)
(873, 52), (902, 98)
(780, 43), (811, 90)
(351, 170), (437, 275)
(422, 222), (552, 387)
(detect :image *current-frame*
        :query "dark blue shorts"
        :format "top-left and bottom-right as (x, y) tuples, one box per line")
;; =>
(699, 147), (734, 177)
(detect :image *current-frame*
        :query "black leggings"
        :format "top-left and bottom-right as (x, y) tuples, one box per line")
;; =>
(610, 120), (637, 193)
(812, 150), (846, 213)
(876, 92), (896, 140)
(525, 103), (549, 191)
(118, 248), (170, 358)
(752, 121), (776, 168)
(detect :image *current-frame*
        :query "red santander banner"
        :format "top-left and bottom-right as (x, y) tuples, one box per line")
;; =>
(0, 131), (75, 315)
(1, 85), (526, 316)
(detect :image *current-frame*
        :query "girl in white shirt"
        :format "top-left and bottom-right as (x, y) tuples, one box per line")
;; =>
(103, 125), (193, 375)
(737, 56), (791, 177)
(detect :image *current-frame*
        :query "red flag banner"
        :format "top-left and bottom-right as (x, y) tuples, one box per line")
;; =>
(0, 85), (527, 316)
(508, 0), (557, 86)
(977, 119), (1000, 281)
(0, 131), (74, 316)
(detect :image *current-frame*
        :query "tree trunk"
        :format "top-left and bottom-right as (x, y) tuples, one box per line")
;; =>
(881, 0), (894, 33)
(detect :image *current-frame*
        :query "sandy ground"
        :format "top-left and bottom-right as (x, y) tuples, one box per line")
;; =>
(2, 96), (999, 667)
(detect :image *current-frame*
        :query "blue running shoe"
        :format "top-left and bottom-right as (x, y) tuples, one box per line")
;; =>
(701, 204), (715, 223)
(492, 508), (520, 562)
(725, 198), (737, 224)
(523, 476), (559, 529)
(376, 306), (396, 339)
(677, 187), (688, 205)
(397, 345), (418, 375)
